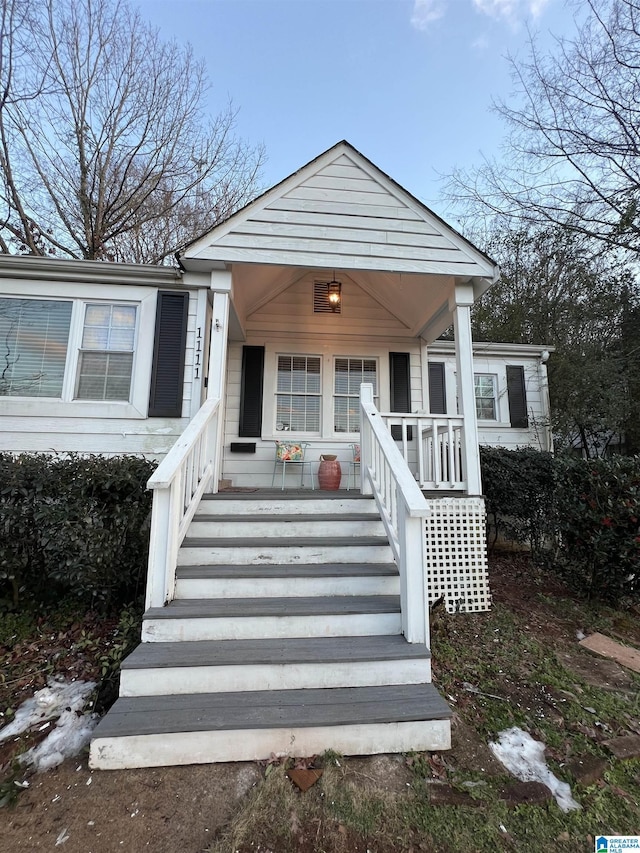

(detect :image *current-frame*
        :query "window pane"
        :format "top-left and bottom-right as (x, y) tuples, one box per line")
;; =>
(82, 326), (110, 349)
(0, 298), (72, 397)
(76, 352), (133, 401)
(82, 303), (136, 351)
(85, 304), (111, 326)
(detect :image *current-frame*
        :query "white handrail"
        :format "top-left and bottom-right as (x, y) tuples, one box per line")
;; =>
(360, 384), (430, 647)
(145, 397), (221, 609)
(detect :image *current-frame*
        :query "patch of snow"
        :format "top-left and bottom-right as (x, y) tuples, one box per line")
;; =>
(0, 678), (96, 744)
(0, 677), (98, 773)
(22, 707), (98, 773)
(489, 727), (581, 812)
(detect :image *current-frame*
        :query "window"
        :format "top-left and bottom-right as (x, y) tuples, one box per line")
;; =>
(76, 304), (137, 401)
(276, 355), (321, 432)
(0, 296), (137, 403)
(334, 357), (377, 432)
(474, 373), (497, 420)
(0, 298), (72, 397)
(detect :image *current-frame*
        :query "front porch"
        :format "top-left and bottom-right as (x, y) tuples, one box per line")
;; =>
(90, 141), (497, 768)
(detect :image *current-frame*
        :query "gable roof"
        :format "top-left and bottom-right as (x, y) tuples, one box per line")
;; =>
(179, 141), (498, 281)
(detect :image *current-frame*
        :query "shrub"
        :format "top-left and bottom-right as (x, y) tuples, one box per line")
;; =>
(480, 446), (556, 556)
(552, 455), (640, 603)
(0, 454), (155, 613)
(480, 446), (640, 604)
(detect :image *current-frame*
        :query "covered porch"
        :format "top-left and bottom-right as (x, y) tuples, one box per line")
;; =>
(89, 142), (499, 769)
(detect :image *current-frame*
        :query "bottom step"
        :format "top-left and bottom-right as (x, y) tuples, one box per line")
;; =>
(90, 684), (452, 769)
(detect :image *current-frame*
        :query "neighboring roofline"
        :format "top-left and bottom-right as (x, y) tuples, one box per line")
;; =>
(0, 254), (184, 287)
(177, 140), (499, 273)
(429, 340), (555, 358)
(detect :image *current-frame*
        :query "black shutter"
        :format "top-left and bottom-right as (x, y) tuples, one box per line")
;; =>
(239, 346), (265, 437)
(506, 365), (528, 428)
(148, 291), (189, 418)
(389, 352), (412, 441)
(428, 362), (447, 414)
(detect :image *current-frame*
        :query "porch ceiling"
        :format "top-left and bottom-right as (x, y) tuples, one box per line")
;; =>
(225, 262), (482, 343)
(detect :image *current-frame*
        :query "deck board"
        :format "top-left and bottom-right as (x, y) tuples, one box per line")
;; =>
(92, 684), (452, 738)
(181, 536), (390, 548)
(144, 595), (400, 620)
(193, 513), (379, 523)
(175, 563), (398, 579)
(121, 635), (429, 669)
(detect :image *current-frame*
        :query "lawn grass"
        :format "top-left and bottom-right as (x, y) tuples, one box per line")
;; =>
(208, 559), (640, 853)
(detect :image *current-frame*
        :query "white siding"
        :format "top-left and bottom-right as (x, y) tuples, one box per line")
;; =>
(186, 147), (495, 279)
(430, 344), (553, 453)
(0, 261), (205, 460)
(221, 337), (424, 488)
(0, 416), (187, 459)
(246, 271), (408, 338)
(221, 341), (552, 487)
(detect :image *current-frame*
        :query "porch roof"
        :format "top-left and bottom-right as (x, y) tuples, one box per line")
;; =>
(178, 141), (500, 342)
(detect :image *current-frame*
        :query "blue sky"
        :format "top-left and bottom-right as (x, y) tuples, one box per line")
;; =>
(137, 0), (577, 219)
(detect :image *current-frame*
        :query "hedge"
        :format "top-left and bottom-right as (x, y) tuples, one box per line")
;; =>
(480, 447), (640, 604)
(0, 454), (156, 613)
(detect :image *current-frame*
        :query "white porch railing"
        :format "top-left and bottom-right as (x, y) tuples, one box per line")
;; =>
(380, 414), (466, 491)
(360, 385), (430, 646)
(145, 397), (221, 609)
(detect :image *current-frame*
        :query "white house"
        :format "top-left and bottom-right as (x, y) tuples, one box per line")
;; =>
(0, 142), (552, 769)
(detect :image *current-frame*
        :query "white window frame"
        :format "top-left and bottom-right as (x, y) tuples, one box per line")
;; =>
(0, 281), (157, 419)
(333, 356), (379, 435)
(274, 353), (322, 435)
(474, 372), (499, 421)
(262, 344), (388, 440)
(74, 302), (138, 401)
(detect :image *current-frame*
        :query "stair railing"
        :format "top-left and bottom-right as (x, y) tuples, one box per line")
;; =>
(379, 414), (466, 490)
(359, 384), (430, 647)
(145, 397), (221, 609)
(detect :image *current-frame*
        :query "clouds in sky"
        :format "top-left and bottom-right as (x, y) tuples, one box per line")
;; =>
(411, 0), (551, 31)
(410, 0), (447, 31)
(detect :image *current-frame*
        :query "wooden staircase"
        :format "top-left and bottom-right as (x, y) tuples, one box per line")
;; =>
(89, 491), (452, 769)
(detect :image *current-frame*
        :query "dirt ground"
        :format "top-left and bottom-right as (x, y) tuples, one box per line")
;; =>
(1, 556), (639, 853)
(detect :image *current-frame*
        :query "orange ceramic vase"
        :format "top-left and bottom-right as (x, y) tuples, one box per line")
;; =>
(318, 457), (342, 490)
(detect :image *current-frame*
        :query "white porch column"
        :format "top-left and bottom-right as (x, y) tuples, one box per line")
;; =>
(207, 271), (231, 493)
(450, 283), (482, 495)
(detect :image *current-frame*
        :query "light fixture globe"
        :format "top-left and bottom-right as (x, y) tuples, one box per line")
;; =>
(327, 280), (341, 310)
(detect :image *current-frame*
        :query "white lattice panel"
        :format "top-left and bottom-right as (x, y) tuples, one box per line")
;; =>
(425, 497), (491, 613)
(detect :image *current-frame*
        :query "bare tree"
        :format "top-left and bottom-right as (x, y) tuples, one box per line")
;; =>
(0, 0), (264, 263)
(445, 0), (640, 257)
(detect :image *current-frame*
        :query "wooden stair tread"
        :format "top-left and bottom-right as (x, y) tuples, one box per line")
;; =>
(202, 491), (374, 501)
(145, 596), (401, 619)
(92, 684), (452, 738)
(181, 536), (390, 548)
(175, 563), (398, 579)
(192, 513), (379, 522)
(121, 635), (430, 669)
